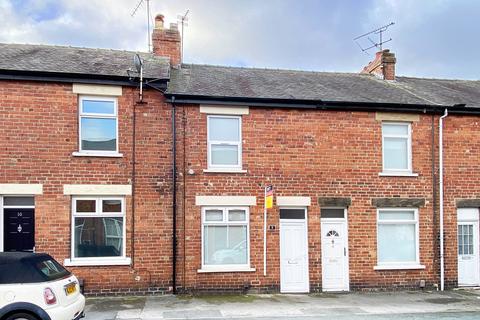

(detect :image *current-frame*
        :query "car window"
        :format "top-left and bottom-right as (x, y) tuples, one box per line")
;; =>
(35, 258), (70, 281)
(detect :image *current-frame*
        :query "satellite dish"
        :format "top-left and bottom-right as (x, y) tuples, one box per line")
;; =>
(133, 54), (143, 73)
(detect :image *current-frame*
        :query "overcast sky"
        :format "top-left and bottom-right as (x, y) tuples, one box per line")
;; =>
(1, 0), (479, 79)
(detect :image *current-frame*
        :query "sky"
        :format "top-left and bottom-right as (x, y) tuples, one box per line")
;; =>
(1, 0), (479, 80)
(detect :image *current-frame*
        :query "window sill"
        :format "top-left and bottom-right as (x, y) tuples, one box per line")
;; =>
(72, 152), (123, 158)
(64, 257), (131, 267)
(374, 264), (425, 270)
(379, 172), (419, 177)
(197, 266), (256, 273)
(203, 169), (247, 173)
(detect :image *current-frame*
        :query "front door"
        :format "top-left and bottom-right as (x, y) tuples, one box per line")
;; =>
(321, 208), (349, 291)
(280, 208), (309, 293)
(4, 208), (35, 252)
(458, 208), (480, 286)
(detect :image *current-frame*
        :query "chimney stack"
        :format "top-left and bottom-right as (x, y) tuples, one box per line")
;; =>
(152, 14), (181, 66)
(360, 49), (396, 80)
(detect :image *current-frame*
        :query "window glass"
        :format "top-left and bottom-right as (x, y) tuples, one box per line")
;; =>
(76, 200), (96, 212)
(81, 118), (117, 151)
(74, 217), (123, 258)
(102, 200), (122, 213)
(205, 210), (223, 221)
(82, 100), (115, 115)
(458, 225), (474, 255)
(211, 145), (239, 165)
(383, 124), (408, 135)
(280, 209), (305, 219)
(321, 208), (344, 219)
(379, 211), (415, 220)
(203, 225), (247, 265)
(228, 210), (246, 221)
(378, 224), (416, 262)
(3, 197), (34, 206)
(35, 259), (70, 281)
(384, 137), (408, 170)
(209, 117), (240, 141)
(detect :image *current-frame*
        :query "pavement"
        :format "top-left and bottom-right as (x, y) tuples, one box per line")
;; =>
(84, 288), (480, 320)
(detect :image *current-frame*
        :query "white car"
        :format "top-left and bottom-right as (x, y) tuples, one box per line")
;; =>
(0, 252), (85, 320)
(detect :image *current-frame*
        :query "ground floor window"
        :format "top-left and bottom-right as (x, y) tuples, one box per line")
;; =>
(201, 207), (250, 269)
(377, 208), (419, 266)
(72, 197), (125, 260)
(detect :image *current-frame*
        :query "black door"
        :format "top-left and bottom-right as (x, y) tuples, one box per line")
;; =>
(4, 208), (35, 252)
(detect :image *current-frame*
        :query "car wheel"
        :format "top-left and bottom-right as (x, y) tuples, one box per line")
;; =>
(5, 313), (39, 320)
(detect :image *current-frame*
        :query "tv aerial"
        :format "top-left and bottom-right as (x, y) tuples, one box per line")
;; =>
(177, 10), (189, 63)
(354, 22), (395, 54)
(131, 0), (153, 52)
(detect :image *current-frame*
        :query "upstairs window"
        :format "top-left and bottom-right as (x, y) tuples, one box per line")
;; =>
(207, 115), (242, 170)
(382, 122), (412, 173)
(79, 96), (118, 154)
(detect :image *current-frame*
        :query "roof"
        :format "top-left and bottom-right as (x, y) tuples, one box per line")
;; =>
(0, 43), (170, 80)
(167, 64), (480, 107)
(0, 252), (70, 284)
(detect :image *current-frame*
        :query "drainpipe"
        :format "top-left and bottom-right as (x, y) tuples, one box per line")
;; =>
(439, 108), (448, 291)
(172, 96), (177, 294)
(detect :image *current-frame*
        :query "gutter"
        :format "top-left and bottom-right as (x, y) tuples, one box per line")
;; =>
(164, 94), (475, 115)
(0, 70), (168, 88)
(439, 109), (448, 291)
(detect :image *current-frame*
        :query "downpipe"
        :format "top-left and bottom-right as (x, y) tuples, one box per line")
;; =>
(439, 109), (448, 291)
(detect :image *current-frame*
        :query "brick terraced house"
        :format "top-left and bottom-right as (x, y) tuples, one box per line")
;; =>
(2, 14), (480, 294)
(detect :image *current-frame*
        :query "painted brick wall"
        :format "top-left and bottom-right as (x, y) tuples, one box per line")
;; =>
(0, 81), (173, 295)
(175, 105), (439, 292)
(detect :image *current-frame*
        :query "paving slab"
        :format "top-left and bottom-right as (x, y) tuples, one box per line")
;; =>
(84, 289), (480, 320)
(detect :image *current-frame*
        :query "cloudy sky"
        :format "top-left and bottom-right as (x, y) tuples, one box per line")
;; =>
(1, 0), (479, 79)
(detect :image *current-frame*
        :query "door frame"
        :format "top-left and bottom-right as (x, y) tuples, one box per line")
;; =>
(1, 195), (36, 252)
(320, 208), (350, 292)
(279, 206), (310, 293)
(457, 208), (480, 286)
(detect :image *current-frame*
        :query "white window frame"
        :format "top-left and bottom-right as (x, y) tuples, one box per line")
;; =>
(381, 122), (413, 175)
(77, 95), (120, 156)
(200, 206), (253, 273)
(207, 115), (242, 171)
(375, 208), (424, 270)
(66, 196), (130, 266)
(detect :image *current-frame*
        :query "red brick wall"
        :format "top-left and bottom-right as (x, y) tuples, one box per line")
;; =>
(443, 115), (480, 288)
(0, 81), (173, 295)
(175, 106), (438, 292)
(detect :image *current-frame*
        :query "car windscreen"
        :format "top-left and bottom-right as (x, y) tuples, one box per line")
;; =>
(34, 257), (70, 281)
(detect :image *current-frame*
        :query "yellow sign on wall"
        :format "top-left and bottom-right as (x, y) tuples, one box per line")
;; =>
(265, 185), (273, 209)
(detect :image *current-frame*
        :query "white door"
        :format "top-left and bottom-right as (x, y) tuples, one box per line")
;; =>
(321, 219), (349, 291)
(280, 208), (309, 293)
(458, 208), (480, 286)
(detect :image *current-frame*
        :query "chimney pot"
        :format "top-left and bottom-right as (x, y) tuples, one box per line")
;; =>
(152, 13), (181, 66)
(155, 14), (165, 29)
